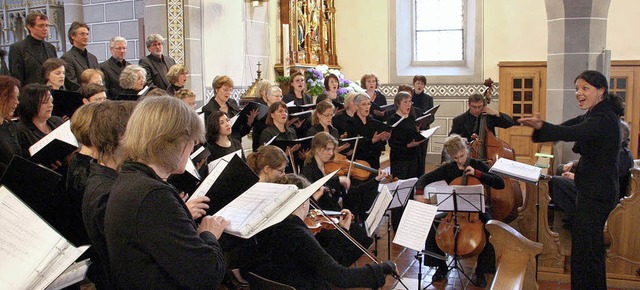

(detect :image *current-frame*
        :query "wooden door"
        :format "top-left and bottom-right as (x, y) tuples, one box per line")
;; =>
(497, 62), (547, 165)
(611, 61), (640, 159)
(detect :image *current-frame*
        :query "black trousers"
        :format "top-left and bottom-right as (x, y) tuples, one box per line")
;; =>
(549, 176), (578, 219)
(570, 195), (613, 290)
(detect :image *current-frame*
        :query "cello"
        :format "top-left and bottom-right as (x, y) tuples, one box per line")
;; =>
(435, 159), (487, 258)
(469, 78), (523, 223)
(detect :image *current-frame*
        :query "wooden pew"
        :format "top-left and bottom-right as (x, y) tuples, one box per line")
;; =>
(486, 220), (543, 290)
(603, 167), (640, 283)
(516, 145), (565, 274)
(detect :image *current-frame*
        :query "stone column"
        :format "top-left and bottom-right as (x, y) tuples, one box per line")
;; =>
(143, 0), (168, 59)
(545, 0), (611, 163)
(184, 0), (203, 104)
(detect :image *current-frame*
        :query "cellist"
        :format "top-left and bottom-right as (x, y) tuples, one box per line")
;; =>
(413, 134), (504, 287)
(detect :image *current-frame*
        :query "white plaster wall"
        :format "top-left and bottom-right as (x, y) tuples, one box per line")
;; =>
(607, 0), (640, 60)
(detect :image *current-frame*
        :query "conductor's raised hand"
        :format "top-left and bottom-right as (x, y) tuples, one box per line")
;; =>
(198, 215), (229, 239)
(518, 113), (544, 129)
(186, 196), (210, 220)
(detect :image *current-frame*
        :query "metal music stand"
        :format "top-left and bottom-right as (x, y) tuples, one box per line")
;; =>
(420, 184), (485, 289)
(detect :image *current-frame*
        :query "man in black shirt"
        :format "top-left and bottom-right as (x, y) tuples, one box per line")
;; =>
(138, 34), (176, 90)
(449, 93), (514, 141)
(100, 36), (130, 99)
(9, 12), (57, 85)
(61, 21), (99, 91)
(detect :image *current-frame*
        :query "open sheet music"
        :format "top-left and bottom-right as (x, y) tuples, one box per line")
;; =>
(419, 125), (440, 140)
(215, 172), (336, 238)
(44, 259), (91, 290)
(0, 186), (89, 290)
(489, 157), (542, 184)
(365, 186), (393, 237)
(426, 184), (485, 213)
(393, 200), (438, 252)
(28, 121), (78, 165)
(377, 178), (418, 209)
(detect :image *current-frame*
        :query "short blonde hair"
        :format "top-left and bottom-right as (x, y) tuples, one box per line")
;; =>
(71, 102), (100, 146)
(121, 96), (204, 171)
(175, 88), (195, 101)
(79, 69), (104, 86)
(254, 79), (273, 99)
(167, 64), (187, 84)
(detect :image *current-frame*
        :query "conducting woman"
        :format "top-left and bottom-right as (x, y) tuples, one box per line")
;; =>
(104, 96), (228, 289)
(518, 70), (624, 290)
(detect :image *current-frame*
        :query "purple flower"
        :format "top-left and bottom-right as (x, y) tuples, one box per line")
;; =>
(337, 87), (348, 95)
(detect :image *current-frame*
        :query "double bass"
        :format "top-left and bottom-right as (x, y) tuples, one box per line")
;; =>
(469, 78), (523, 223)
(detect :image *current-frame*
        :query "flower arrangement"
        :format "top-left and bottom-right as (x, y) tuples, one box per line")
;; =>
(304, 64), (364, 99)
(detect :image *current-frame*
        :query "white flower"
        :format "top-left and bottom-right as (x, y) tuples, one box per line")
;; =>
(349, 82), (365, 93)
(316, 64), (329, 74)
(327, 69), (343, 78)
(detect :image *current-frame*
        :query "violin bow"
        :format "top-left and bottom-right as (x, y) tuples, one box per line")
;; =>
(346, 135), (361, 180)
(308, 200), (409, 289)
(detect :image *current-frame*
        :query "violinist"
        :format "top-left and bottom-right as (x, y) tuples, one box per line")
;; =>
(449, 93), (514, 142)
(252, 174), (398, 290)
(414, 134), (504, 287)
(301, 132), (386, 266)
(345, 93), (391, 169)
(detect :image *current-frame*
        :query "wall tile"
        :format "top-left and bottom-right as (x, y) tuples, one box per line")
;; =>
(91, 23), (120, 42)
(106, 2), (134, 21)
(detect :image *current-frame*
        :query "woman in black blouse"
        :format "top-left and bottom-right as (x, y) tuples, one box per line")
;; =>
(413, 134), (504, 287)
(253, 174), (397, 290)
(251, 84), (283, 152)
(0, 75), (22, 175)
(16, 83), (64, 161)
(360, 73), (387, 121)
(323, 73), (344, 103)
(306, 101), (341, 139)
(282, 71), (312, 106)
(205, 110), (243, 161)
(388, 91), (425, 179)
(259, 101), (298, 145)
(345, 93), (390, 169)
(105, 96), (228, 289)
(332, 91), (357, 136)
(202, 75), (256, 140)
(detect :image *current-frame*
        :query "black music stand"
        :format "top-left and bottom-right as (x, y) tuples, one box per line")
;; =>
(420, 184), (485, 289)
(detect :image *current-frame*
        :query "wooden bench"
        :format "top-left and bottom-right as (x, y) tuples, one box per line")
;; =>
(486, 220), (543, 290)
(604, 167), (640, 283)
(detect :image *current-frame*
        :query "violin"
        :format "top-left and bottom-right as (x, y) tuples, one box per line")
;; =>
(324, 152), (377, 181)
(304, 209), (345, 234)
(435, 161), (487, 258)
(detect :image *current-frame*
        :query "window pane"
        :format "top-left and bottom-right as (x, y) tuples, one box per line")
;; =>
(513, 104), (521, 114)
(416, 31), (463, 61)
(513, 91), (522, 101)
(513, 79), (522, 89)
(524, 91), (532, 101)
(617, 78), (626, 89)
(524, 104), (533, 114)
(414, 0), (464, 62)
(524, 78), (533, 89)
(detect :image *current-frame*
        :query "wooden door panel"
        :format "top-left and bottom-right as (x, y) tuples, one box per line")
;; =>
(498, 64), (546, 165)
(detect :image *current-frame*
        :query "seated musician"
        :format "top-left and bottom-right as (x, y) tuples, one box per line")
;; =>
(300, 131), (380, 266)
(414, 134), (505, 287)
(449, 93), (514, 142)
(251, 173), (398, 290)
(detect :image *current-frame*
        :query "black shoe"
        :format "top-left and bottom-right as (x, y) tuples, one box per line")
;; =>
(475, 272), (487, 288)
(431, 265), (448, 282)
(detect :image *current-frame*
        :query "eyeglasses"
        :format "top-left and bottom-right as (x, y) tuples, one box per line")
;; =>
(321, 113), (334, 118)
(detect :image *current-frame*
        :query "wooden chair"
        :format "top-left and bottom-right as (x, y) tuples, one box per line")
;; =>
(603, 167), (640, 282)
(486, 220), (543, 290)
(247, 272), (296, 290)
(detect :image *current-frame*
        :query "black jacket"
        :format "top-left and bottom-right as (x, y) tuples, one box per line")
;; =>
(9, 35), (57, 85)
(449, 110), (514, 141)
(60, 46), (100, 91)
(254, 215), (392, 289)
(99, 57), (130, 99)
(138, 53), (176, 90)
(104, 161), (225, 289)
(533, 99), (621, 211)
(0, 120), (23, 175)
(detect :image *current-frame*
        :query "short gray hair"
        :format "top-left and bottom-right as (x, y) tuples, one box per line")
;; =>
(109, 36), (127, 48)
(145, 34), (165, 48)
(119, 65), (146, 89)
(353, 92), (371, 105)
